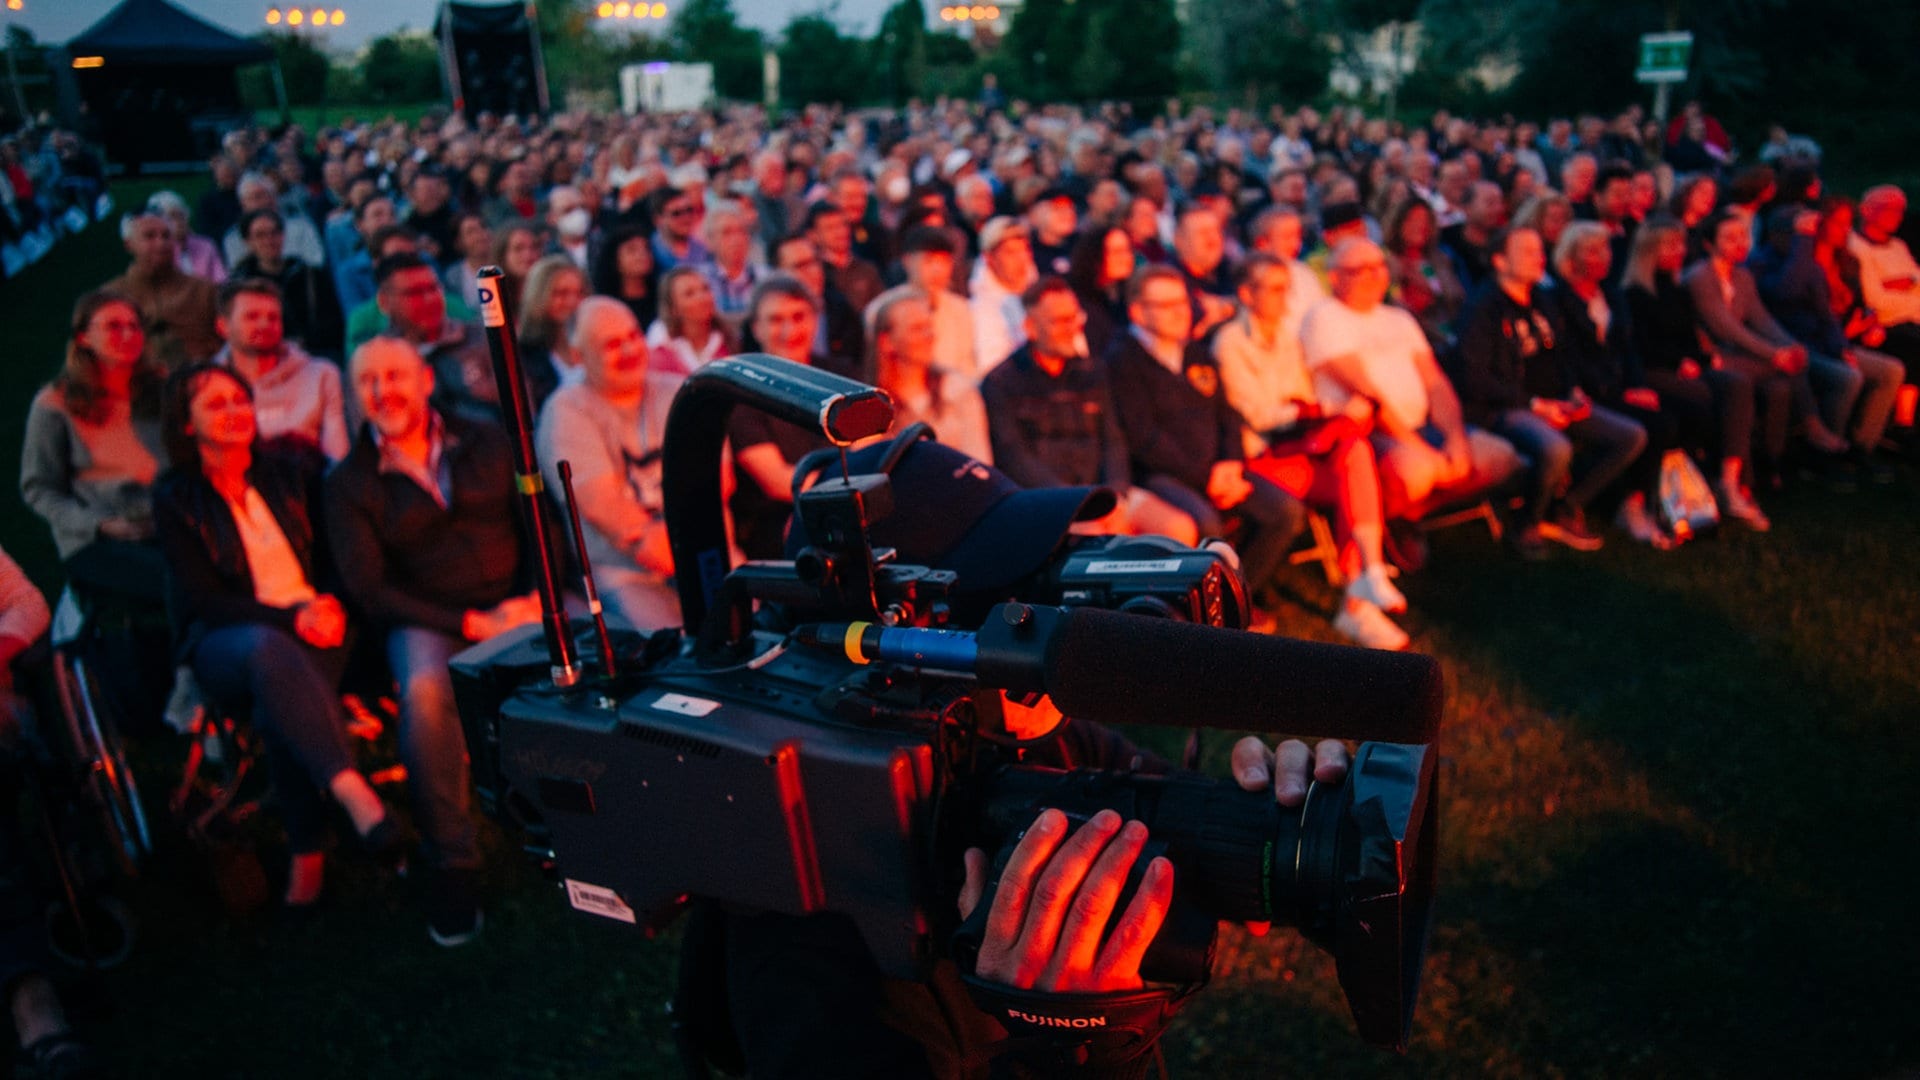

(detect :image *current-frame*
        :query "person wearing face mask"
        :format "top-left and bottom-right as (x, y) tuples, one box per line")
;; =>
(545, 184), (594, 271)
(534, 297), (682, 631)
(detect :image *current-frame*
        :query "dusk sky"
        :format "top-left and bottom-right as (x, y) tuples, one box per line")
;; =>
(9, 0), (902, 48)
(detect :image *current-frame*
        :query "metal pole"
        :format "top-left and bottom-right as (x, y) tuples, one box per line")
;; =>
(270, 59), (291, 125)
(1653, 82), (1672, 137)
(4, 35), (29, 123)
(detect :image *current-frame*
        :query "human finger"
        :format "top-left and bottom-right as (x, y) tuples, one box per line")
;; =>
(1009, 810), (1124, 985)
(1313, 738), (1351, 785)
(1090, 856), (1173, 987)
(1042, 819), (1149, 990)
(1229, 735), (1273, 791)
(976, 809), (1071, 982)
(1273, 738), (1313, 805)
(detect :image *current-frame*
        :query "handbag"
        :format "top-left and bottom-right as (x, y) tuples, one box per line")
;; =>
(1656, 450), (1719, 542)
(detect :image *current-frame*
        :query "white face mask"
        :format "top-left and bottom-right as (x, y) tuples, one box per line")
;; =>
(559, 207), (592, 240)
(883, 176), (911, 203)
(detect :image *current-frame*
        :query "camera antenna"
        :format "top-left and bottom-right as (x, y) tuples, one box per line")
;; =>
(476, 265), (580, 688)
(556, 460), (618, 681)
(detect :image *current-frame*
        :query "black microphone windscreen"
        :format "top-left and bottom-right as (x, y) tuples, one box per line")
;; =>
(1043, 607), (1443, 744)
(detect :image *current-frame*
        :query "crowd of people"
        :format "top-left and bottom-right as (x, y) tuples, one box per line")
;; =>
(4, 91), (1919, 1075)
(1, 124), (111, 281)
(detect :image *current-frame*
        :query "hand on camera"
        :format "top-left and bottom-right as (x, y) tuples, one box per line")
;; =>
(1229, 736), (1350, 936)
(958, 808), (1173, 993)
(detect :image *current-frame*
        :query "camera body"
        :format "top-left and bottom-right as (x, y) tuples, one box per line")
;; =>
(449, 355), (1439, 1052)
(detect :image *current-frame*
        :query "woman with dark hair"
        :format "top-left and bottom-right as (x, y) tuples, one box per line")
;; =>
(1668, 174), (1719, 264)
(1381, 197), (1467, 355)
(1623, 217), (1768, 528)
(152, 363), (398, 908)
(592, 223), (659, 329)
(1065, 225), (1133, 359)
(19, 290), (170, 600)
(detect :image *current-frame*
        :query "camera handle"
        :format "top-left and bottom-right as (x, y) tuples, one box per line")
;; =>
(659, 356), (893, 653)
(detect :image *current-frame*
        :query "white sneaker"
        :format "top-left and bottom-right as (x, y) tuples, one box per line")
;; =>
(1334, 599), (1410, 651)
(1346, 563), (1407, 614)
(1715, 481), (1771, 532)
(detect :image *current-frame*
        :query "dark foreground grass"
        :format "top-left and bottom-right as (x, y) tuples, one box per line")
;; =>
(7, 183), (1920, 1079)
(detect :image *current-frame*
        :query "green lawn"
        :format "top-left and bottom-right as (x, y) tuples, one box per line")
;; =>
(6, 181), (1920, 1079)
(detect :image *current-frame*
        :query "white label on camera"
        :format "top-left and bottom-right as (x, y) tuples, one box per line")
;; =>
(565, 879), (637, 924)
(1083, 559), (1184, 574)
(651, 692), (722, 717)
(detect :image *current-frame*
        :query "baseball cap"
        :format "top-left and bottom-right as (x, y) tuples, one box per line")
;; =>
(1320, 200), (1366, 232)
(941, 148), (975, 177)
(787, 438), (1116, 593)
(979, 216), (1030, 252)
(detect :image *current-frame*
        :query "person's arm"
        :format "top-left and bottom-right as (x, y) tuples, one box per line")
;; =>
(1734, 271), (1796, 349)
(971, 294), (1014, 375)
(0, 547), (51, 669)
(18, 400), (102, 549)
(322, 467), (468, 638)
(1688, 265), (1781, 358)
(1416, 346), (1469, 444)
(537, 397), (669, 571)
(1109, 350), (1204, 490)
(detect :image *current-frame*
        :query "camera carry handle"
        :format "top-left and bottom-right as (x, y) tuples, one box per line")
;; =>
(659, 355), (894, 654)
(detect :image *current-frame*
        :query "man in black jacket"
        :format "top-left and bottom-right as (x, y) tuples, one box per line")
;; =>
(1453, 227), (1646, 557)
(326, 336), (540, 946)
(980, 278), (1196, 542)
(1106, 266), (1305, 599)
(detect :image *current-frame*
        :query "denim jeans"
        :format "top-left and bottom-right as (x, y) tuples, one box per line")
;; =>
(387, 626), (483, 871)
(1496, 406), (1648, 522)
(192, 624), (351, 854)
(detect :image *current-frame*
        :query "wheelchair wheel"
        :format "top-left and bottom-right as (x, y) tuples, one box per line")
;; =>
(50, 648), (153, 878)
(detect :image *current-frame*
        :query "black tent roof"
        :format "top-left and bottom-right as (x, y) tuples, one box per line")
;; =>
(68, 0), (274, 67)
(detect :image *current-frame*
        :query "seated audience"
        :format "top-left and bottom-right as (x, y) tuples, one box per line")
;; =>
(970, 217), (1039, 375)
(1454, 226), (1647, 555)
(535, 298), (682, 630)
(20, 290), (170, 601)
(515, 255), (591, 409)
(592, 222), (660, 331)
(1303, 240), (1521, 524)
(212, 278), (348, 460)
(1848, 186), (1920, 369)
(1686, 209), (1850, 483)
(649, 266), (734, 390)
(104, 212), (221, 370)
(1214, 254), (1412, 649)
(1108, 265), (1306, 599)
(702, 198), (765, 321)
(1439, 180), (1506, 292)
(371, 253), (495, 421)
(728, 276), (844, 559)
(327, 336), (534, 947)
(869, 290), (993, 464)
(807, 202), (884, 315)
(981, 278), (1197, 542)
(868, 226), (978, 381)
(151, 363), (398, 908)
(1383, 197), (1469, 356)
(1065, 224), (1134, 362)
(771, 232), (866, 378)
(1753, 206), (1903, 480)
(221, 173), (326, 271)
(229, 208), (345, 360)
(147, 191), (226, 285)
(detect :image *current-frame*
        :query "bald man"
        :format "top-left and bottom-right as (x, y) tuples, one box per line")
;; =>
(325, 336), (536, 948)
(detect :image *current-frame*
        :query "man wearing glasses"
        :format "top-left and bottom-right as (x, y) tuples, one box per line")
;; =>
(1303, 239), (1520, 523)
(649, 186), (711, 272)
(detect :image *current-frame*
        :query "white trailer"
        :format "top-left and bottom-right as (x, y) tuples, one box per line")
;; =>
(620, 62), (715, 114)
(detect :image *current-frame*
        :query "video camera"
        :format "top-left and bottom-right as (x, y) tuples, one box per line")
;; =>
(450, 271), (1442, 1061)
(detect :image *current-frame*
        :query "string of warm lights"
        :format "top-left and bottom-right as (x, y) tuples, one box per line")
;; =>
(266, 6), (347, 27)
(595, 2), (669, 18)
(938, 5), (1002, 21)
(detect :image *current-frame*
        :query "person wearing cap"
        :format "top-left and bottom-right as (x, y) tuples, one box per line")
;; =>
(807, 202), (885, 315)
(969, 217), (1038, 378)
(982, 277), (1198, 543)
(1027, 186), (1078, 278)
(866, 226), (977, 381)
(1303, 201), (1372, 289)
(1108, 265), (1307, 605)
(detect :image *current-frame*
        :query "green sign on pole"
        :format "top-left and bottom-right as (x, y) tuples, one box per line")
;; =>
(1636, 30), (1692, 84)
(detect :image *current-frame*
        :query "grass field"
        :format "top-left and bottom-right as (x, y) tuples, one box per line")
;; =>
(3, 181), (1919, 1079)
